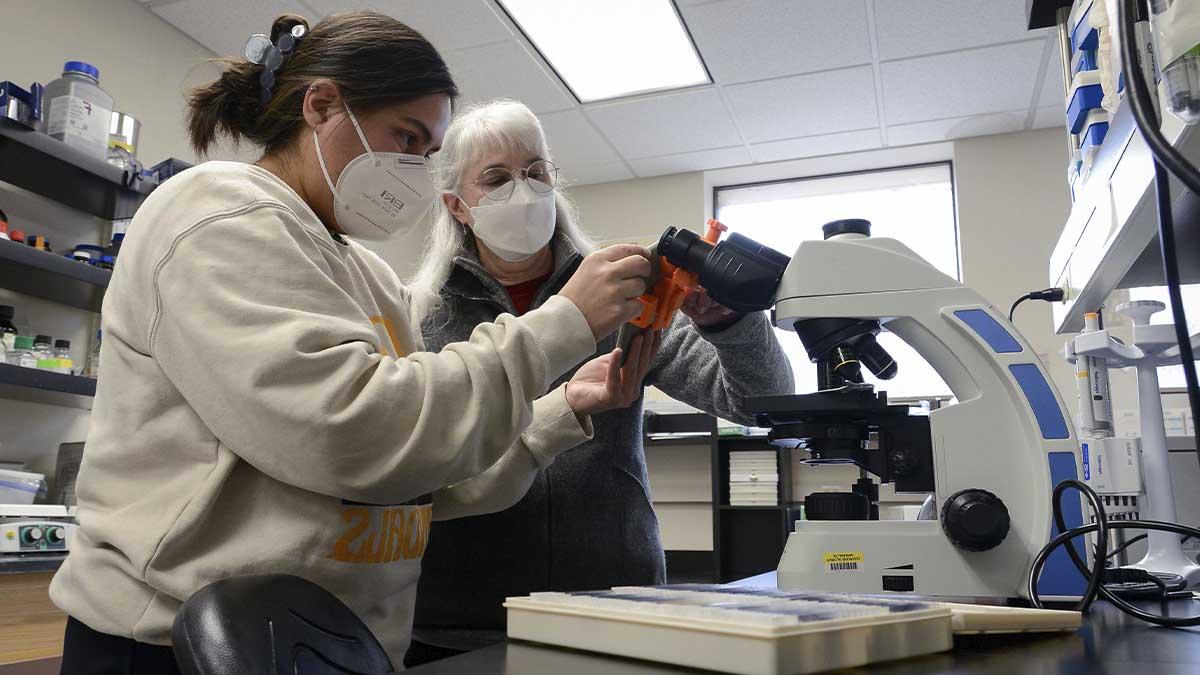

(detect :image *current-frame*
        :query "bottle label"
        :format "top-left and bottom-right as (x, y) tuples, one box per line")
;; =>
(46, 95), (111, 158)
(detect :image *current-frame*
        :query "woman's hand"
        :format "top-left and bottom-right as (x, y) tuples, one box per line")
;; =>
(565, 330), (663, 417)
(681, 288), (741, 329)
(558, 244), (653, 340)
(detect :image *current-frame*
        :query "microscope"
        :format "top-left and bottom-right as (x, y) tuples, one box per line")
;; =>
(653, 218), (1086, 600)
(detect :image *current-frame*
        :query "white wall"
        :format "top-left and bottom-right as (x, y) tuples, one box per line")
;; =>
(952, 128), (1074, 393)
(0, 0), (222, 476)
(568, 172), (707, 247)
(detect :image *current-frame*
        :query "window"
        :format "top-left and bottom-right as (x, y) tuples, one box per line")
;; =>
(714, 163), (959, 398)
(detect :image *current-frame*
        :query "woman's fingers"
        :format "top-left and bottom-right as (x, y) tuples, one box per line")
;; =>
(615, 330), (658, 405)
(606, 348), (623, 397)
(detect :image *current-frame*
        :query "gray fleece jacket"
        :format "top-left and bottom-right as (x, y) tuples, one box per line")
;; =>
(412, 233), (793, 648)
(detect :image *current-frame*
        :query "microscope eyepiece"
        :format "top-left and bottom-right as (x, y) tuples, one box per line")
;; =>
(657, 226), (790, 313)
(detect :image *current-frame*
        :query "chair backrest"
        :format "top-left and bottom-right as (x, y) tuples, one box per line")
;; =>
(172, 573), (394, 675)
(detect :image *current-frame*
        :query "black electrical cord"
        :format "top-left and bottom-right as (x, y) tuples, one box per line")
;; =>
(1038, 479), (1109, 613)
(1106, 533), (1148, 560)
(1153, 160), (1200, 457)
(1010, 295), (1033, 322)
(1009, 288), (1066, 322)
(1102, 534), (1194, 560)
(1120, 0), (1200, 196)
(1120, 0), (1200, 469)
(1028, 480), (1200, 626)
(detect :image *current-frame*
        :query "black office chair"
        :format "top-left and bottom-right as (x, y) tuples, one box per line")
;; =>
(172, 573), (395, 675)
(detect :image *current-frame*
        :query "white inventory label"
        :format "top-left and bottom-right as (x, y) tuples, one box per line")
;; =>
(46, 95), (110, 158)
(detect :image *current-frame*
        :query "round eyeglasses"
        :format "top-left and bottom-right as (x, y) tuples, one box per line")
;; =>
(474, 159), (559, 203)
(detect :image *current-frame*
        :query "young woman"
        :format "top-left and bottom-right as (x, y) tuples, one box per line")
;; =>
(405, 99), (795, 664)
(49, 13), (656, 673)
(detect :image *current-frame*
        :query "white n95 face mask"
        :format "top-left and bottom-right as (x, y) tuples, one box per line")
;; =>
(465, 181), (556, 262)
(313, 105), (436, 241)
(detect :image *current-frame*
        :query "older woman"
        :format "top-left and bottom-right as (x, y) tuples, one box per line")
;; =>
(406, 99), (794, 664)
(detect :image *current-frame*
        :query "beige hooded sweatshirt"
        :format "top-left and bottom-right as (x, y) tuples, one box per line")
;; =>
(49, 161), (597, 665)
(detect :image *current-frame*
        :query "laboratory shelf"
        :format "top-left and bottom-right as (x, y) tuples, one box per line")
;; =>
(0, 238), (110, 312)
(1049, 100), (1200, 334)
(0, 117), (154, 220)
(1025, 0), (1073, 30)
(717, 434), (772, 443)
(0, 363), (95, 410)
(0, 553), (66, 575)
(718, 505), (795, 511)
(644, 436), (713, 447)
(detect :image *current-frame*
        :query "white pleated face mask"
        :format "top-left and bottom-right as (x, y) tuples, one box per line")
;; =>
(313, 105), (436, 241)
(465, 181), (556, 262)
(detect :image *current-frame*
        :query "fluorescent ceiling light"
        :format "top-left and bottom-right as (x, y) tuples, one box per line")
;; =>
(497, 0), (710, 103)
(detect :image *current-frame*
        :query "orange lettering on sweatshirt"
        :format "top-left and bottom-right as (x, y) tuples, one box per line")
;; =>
(386, 509), (407, 563)
(400, 510), (421, 559)
(329, 504), (431, 564)
(416, 507), (432, 557)
(331, 508), (370, 562)
(369, 316), (409, 358)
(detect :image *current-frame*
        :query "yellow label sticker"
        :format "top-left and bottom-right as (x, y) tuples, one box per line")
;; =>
(823, 551), (863, 572)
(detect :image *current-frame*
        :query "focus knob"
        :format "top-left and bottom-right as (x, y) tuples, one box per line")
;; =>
(47, 527), (66, 544)
(941, 489), (1010, 552)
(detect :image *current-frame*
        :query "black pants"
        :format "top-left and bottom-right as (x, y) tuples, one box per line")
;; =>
(60, 616), (181, 675)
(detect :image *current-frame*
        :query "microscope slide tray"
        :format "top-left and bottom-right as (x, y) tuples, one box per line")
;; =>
(505, 585), (953, 675)
(505, 585), (1082, 674)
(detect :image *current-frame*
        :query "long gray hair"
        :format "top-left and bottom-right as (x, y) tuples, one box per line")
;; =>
(406, 99), (595, 325)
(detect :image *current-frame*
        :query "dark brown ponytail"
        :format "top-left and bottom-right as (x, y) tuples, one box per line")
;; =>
(186, 11), (458, 156)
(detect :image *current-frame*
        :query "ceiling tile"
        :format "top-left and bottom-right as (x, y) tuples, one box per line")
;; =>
(887, 111), (1027, 146)
(153, 0), (312, 57)
(748, 129), (882, 163)
(1032, 105), (1066, 130)
(629, 146), (751, 177)
(1038, 47), (1067, 108)
(560, 162), (634, 186)
(682, 0), (871, 84)
(586, 88), (742, 158)
(881, 40), (1045, 125)
(539, 110), (622, 168)
(302, 0), (512, 52)
(445, 41), (574, 113)
(725, 66), (878, 143)
(873, 0), (1051, 61)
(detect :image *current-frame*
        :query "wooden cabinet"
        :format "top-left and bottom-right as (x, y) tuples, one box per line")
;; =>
(0, 573), (65, 665)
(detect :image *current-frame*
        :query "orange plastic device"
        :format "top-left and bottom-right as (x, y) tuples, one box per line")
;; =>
(630, 218), (727, 331)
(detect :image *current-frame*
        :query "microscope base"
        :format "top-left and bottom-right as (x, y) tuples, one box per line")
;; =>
(1127, 551), (1200, 587)
(775, 520), (1046, 600)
